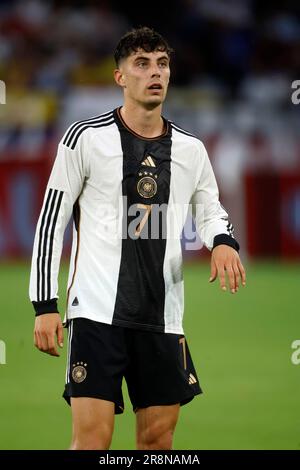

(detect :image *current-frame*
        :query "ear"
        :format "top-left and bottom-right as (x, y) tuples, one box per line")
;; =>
(114, 68), (126, 88)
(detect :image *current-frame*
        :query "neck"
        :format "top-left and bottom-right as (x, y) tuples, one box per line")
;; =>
(120, 102), (164, 138)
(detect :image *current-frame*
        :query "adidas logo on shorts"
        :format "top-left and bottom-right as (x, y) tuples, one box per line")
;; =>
(188, 373), (197, 385)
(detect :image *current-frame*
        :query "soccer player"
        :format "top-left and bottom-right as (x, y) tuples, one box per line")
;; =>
(29, 27), (246, 450)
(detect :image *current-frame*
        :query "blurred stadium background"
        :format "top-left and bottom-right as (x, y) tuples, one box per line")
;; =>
(0, 0), (299, 450)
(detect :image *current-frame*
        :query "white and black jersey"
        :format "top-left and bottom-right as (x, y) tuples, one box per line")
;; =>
(29, 107), (239, 334)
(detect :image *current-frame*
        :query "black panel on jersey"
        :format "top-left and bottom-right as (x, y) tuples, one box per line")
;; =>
(72, 198), (80, 232)
(112, 107), (172, 332)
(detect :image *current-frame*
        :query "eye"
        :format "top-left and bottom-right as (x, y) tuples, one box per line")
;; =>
(159, 62), (168, 68)
(137, 61), (147, 68)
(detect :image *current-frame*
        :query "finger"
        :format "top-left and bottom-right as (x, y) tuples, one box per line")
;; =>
(34, 331), (39, 348)
(46, 347), (60, 357)
(37, 331), (48, 352)
(233, 264), (241, 289)
(226, 265), (236, 293)
(47, 333), (59, 357)
(209, 261), (217, 282)
(34, 331), (41, 349)
(57, 324), (64, 349)
(238, 260), (246, 286)
(218, 265), (227, 291)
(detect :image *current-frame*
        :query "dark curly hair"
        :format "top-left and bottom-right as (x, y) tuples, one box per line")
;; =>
(114, 26), (173, 66)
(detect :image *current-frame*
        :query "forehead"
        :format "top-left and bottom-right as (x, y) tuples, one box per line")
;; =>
(127, 49), (169, 61)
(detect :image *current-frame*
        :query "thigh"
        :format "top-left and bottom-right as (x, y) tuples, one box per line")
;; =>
(136, 404), (180, 449)
(63, 318), (128, 414)
(71, 397), (115, 431)
(136, 403), (180, 433)
(71, 397), (115, 449)
(125, 330), (202, 411)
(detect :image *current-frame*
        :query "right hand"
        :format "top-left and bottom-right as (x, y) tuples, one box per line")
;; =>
(34, 313), (64, 357)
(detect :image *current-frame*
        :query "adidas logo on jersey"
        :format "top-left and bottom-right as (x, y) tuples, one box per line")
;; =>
(188, 373), (197, 385)
(72, 296), (79, 306)
(141, 155), (156, 167)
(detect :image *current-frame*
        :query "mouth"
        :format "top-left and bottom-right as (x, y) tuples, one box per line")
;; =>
(148, 83), (163, 91)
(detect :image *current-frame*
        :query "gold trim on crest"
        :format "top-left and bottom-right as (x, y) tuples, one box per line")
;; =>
(137, 176), (157, 199)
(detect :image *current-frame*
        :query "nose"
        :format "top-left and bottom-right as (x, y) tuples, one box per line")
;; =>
(150, 63), (161, 78)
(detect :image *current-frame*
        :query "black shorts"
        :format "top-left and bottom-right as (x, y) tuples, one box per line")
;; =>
(63, 318), (202, 414)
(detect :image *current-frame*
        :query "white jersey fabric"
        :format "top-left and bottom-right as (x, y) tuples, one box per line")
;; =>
(29, 107), (238, 334)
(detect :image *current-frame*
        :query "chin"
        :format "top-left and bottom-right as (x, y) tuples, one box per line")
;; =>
(144, 96), (164, 109)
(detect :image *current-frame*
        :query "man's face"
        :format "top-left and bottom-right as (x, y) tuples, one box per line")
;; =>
(115, 49), (170, 109)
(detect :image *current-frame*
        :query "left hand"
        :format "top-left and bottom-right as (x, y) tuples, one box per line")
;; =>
(209, 245), (246, 293)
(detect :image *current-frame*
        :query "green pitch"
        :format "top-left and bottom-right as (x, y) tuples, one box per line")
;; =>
(0, 260), (299, 449)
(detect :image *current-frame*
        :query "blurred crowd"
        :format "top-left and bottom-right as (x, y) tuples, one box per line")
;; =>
(1, 0), (299, 90)
(0, 0), (299, 165)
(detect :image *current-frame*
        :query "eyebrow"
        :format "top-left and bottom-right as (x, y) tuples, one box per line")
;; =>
(133, 55), (169, 63)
